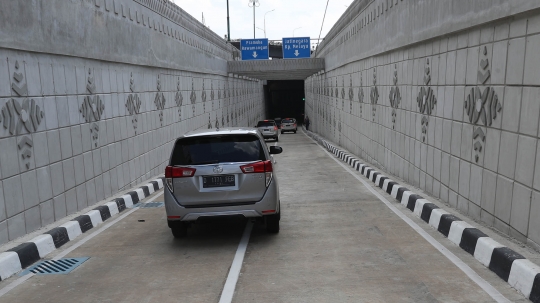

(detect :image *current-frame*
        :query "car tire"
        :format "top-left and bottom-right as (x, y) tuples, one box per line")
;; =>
(266, 212), (280, 233)
(281, 131), (284, 134)
(171, 222), (187, 238)
(293, 130), (296, 134)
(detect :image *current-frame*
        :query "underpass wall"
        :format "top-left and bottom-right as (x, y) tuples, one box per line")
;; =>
(306, 0), (540, 249)
(0, 0), (264, 244)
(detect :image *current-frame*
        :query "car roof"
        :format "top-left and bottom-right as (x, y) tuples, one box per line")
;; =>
(182, 127), (259, 138)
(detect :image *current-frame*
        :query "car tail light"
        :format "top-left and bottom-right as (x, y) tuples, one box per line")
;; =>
(274, 126), (278, 130)
(240, 160), (273, 187)
(165, 166), (197, 192)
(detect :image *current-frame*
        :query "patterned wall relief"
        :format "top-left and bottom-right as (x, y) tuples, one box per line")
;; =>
(464, 45), (502, 163)
(370, 68), (379, 122)
(201, 80), (207, 113)
(154, 74), (166, 127)
(210, 81), (215, 111)
(126, 72), (142, 135)
(207, 113), (212, 129)
(1, 61), (44, 169)
(190, 78), (196, 116)
(80, 68), (105, 147)
(175, 77), (183, 119)
(348, 75), (354, 114)
(334, 78), (339, 103)
(389, 64), (401, 130)
(358, 73), (364, 117)
(416, 58), (436, 143)
(341, 77), (345, 110)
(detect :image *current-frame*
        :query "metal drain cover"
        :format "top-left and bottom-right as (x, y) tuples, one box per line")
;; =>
(20, 257), (90, 276)
(135, 202), (164, 208)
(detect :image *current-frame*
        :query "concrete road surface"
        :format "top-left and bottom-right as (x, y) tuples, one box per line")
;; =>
(0, 131), (528, 303)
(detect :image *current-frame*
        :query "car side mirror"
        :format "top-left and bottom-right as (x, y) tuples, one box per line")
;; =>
(269, 146), (283, 154)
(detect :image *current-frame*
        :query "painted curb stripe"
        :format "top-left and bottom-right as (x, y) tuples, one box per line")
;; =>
(7, 243), (40, 269)
(396, 187), (409, 202)
(45, 227), (70, 248)
(85, 210), (103, 228)
(448, 221), (474, 246)
(105, 202), (120, 217)
(73, 215), (94, 233)
(0, 253), (21, 281)
(489, 247), (525, 282)
(460, 228), (488, 255)
(474, 237), (504, 267)
(437, 214), (461, 237)
(127, 191), (140, 204)
(59, 221), (82, 241)
(420, 203), (439, 223)
(390, 184), (402, 198)
(406, 194), (423, 211)
(114, 198), (127, 212)
(29, 234), (55, 258)
(93, 205), (112, 221)
(508, 259), (540, 298)
(142, 186), (151, 197)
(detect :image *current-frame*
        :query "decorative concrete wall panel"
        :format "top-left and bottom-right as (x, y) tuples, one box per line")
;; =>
(306, 0), (540, 248)
(0, 0), (263, 243)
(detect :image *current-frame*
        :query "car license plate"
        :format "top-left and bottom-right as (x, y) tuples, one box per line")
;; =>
(264, 129), (269, 131)
(203, 175), (235, 188)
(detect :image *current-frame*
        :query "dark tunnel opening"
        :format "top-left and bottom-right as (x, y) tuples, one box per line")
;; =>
(263, 80), (305, 124)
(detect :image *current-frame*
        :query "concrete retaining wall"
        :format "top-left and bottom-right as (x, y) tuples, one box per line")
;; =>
(0, 0), (264, 244)
(306, 0), (540, 249)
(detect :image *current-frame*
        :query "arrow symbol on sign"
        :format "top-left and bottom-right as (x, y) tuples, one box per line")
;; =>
(252, 51), (258, 58)
(294, 50), (300, 56)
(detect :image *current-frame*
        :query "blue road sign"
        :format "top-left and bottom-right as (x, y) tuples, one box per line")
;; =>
(282, 37), (311, 59)
(240, 39), (269, 60)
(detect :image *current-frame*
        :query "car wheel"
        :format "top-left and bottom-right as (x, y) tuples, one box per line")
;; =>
(266, 213), (280, 233)
(171, 222), (187, 238)
(281, 131), (284, 134)
(293, 130), (296, 134)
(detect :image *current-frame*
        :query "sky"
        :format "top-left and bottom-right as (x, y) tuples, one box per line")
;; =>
(172, 0), (353, 46)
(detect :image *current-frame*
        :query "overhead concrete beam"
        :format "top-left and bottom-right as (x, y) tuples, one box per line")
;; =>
(228, 58), (325, 80)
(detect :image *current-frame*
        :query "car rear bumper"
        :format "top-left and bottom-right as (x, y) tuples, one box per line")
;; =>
(164, 180), (280, 221)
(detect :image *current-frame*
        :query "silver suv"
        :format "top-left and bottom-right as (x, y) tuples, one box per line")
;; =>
(256, 120), (279, 141)
(280, 118), (297, 134)
(164, 128), (283, 237)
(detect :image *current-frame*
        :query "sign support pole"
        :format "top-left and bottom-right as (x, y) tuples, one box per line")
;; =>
(227, 0), (230, 41)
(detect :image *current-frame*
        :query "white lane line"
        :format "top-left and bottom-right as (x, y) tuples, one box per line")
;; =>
(309, 136), (511, 303)
(219, 221), (253, 303)
(0, 190), (163, 298)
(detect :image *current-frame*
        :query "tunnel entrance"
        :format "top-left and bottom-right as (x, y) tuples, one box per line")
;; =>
(263, 80), (305, 124)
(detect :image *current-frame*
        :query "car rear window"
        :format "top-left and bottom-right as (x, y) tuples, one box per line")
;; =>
(170, 135), (265, 165)
(257, 121), (274, 127)
(282, 119), (294, 123)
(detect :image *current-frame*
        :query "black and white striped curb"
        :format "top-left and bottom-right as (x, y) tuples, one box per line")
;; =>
(305, 130), (540, 303)
(0, 178), (164, 281)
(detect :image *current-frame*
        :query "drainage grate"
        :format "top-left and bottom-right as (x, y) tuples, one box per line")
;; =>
(134, 202), (164, 208)
(20, 257), (90, 276)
